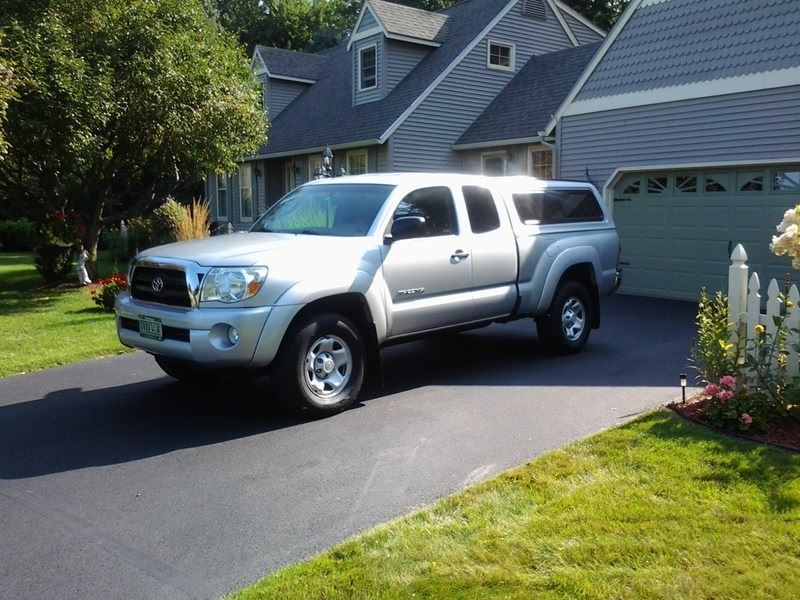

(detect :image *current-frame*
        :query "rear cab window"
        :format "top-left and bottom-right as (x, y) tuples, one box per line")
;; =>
(512, 188), (604, 225)
(462, 185), (501, 234)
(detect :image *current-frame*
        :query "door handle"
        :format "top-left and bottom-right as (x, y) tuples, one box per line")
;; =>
(451, 250), (470, 261)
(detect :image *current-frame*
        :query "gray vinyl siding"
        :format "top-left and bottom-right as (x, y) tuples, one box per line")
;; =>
(357, 8), (379, 34)
(559, 85), (800, 191)
(255, 159), (267, 215)
(392, 0), (575, 171)
(376, 143), (390, 172)
(269, 80), (308, 119)
(577, 0), (800, 101)
(562, 13), (604, 45)
(386, 41), (430, 94)
(353, 34), (384, 105)
(461, 144), (528, 175)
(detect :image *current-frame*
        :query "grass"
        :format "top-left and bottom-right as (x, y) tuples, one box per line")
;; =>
(0, 252), (131, 377)
(229, 410), (800, 600)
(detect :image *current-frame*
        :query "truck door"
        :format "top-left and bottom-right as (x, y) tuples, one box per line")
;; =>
(460, 185), (518, 320)
(381, 186), (474, 337)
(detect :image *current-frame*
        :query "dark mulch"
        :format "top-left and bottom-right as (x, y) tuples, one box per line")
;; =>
(670, 395), (800, 452)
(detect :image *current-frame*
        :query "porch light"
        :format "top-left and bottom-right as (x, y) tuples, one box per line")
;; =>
(322, 145), (333, 168)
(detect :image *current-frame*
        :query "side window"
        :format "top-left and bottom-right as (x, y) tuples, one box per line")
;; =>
(513, 189), (603, 224)
(393, 187), (458, 237)
(463, 186), (500, 234)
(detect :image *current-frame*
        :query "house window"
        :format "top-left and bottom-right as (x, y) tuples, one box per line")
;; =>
(529, 146), (552, 179)
(358, 45), (377, 91)
(487, 41), (515, 71)
(216, 173), (228, 220)
(239, 163), (253, 222)
(773, 170), (800, 192)
(347, 150), (368, 175)
(481, 152), (507, 176)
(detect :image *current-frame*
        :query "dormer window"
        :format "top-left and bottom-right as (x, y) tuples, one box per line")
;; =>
(358, 44), (378, 91)
(487, 41), (515, 71)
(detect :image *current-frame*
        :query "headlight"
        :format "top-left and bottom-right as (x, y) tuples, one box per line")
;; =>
(199, 267), (268, 303)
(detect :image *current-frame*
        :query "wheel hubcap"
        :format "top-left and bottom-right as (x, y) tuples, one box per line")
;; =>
(561, 297), (586, 342)
(304, 335), (352, 402)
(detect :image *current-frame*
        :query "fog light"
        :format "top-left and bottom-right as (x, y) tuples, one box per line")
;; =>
(227, 326), (240, 346)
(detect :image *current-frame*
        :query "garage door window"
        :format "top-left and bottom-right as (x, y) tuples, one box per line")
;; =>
(737, 172), (764, 192)
(675, 176), (698, 193)
(622, 178), (641, 194)
(705, 175), (729, 193)
(647, 177), (667, 193)
(773, 170), (800, 192)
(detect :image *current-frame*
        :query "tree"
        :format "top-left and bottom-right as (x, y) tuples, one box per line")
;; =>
(0, 37), (17, 157)
(0, 0), (266, 274)
(563, 0), (630, 31)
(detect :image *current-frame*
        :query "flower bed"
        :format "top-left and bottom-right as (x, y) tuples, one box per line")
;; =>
(90, 273), (127, 310)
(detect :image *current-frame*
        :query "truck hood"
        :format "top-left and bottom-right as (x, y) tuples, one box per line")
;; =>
(138, 232), (374, 267)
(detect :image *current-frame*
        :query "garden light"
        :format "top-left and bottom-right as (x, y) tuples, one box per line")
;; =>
(680, 373), (687, 403)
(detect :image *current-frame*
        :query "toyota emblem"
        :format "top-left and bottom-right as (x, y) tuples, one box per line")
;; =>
(151, 276), (165, 293)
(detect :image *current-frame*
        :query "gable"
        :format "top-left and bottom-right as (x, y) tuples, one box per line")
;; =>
(577, 0), (800, 101)
(356, 7), (379, 35)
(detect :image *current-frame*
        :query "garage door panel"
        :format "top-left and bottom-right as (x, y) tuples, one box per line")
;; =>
(614, 164), (800, 300)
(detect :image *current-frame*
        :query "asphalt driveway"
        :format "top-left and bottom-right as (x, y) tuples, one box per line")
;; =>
(0, 295), (697, 600)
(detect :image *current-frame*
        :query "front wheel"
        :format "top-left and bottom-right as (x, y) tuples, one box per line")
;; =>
(272, 313), (365, 416)
(536, 281), (592, 355)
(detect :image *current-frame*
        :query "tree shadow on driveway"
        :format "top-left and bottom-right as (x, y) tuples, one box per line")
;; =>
(0, 295), (697, 480)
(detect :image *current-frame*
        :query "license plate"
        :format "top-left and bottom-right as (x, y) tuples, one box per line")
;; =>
(138, 315), (163, 341)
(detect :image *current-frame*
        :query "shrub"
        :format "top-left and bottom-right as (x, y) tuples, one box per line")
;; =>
(34, 243), (73, 282)
(702, 376), (770, 432)
(176, 198), (210, 241)
(0, 218), (36, 251)
(150, 198), (187, 246)
(34, 210), (84, 283)
(691, 289), (737, 384)
(90, 273), (127, 310)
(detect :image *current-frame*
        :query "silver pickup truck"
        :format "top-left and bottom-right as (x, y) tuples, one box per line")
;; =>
(116, 173), (620, 415)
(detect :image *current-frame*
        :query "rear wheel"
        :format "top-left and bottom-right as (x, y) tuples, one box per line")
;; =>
(536, 281), (591, 354)
(273, 312), (365, 416)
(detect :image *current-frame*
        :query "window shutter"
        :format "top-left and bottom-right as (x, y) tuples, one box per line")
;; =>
(522, 0), (547, 20)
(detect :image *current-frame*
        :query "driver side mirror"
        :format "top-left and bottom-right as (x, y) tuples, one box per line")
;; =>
(385, 216), (426, 245)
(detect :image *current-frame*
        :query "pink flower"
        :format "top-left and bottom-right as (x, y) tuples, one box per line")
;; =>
(704, 383), (719, 398)
(719, 375), (736, 389)
(718, 390), (734, 403)
(741, 413), (753, 425)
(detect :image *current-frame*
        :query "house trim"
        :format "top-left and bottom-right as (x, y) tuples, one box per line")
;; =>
(379, 0), (519, 143)
(545, 0), (579, 47)
(350, 27), (441, 48)
(542, 0), (646, 135)
(269, 74), (317, 85)
(602, 157), (800, 211)
(250, 49), (319, 84)
(564, 66), (800, 116)
(486, 40), (516, 72)
(246, 139), (384, 161)
(552, 0), (607, 37)
(453, 135), (546, 151)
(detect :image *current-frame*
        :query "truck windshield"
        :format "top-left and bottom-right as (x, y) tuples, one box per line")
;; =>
(250, 183), (396, 237)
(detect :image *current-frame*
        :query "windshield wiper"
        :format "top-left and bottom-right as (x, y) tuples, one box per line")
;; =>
(299, 230), (321, 236)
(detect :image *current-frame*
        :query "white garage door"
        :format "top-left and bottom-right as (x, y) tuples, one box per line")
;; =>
(613, 165), (800, 300)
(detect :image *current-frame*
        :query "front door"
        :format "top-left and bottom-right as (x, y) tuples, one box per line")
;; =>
(381, 186), (474, 337)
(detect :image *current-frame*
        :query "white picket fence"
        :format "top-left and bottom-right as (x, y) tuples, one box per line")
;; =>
(727, 243), (800, 379)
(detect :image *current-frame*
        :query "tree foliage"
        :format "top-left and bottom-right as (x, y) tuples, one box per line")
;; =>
(0, 37), (17, 157)
(562, 0), (629, 32)
(0, 0), (265, 271)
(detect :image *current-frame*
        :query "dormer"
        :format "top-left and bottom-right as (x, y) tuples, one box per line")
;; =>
(348, 0), (449, 105)
(251, 46), (330, 120)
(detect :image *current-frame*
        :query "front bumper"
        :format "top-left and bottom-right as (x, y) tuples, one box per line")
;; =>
(115, 292), (275, 367)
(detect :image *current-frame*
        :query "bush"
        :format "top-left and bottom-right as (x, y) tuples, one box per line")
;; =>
(176, 198), (210, 241)
(90, 274), (127, 310)
(34, 243), (73, 282)
(150, 198), (187, 246)
(33, 210), (84, 283)
(691, 290), (737, 384)
(0, 218), (36, 251)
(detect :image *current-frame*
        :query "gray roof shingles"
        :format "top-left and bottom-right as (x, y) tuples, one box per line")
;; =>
(369, 0), (449, 42)
(255, 46), (331, 81)
(257, 0), (511, 157)
(578, 0), (800, 100)
(456, 42), (601, 146)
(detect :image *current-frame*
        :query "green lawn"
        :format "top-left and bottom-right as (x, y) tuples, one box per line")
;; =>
(230, 410), (800, 600)
(0, 252), (131, 377)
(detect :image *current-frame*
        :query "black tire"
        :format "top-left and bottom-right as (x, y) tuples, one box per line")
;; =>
(272, 312), (365, 416)
(536, 281), (592, 355)
(154, 355), (212, 382)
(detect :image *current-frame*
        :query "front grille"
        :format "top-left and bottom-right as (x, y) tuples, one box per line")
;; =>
(130, 266), (192, 307)
(120, 317), (191, 343)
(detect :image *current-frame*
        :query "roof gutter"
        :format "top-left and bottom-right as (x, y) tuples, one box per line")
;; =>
(244, 138), (384, 161)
